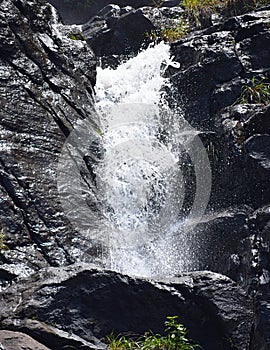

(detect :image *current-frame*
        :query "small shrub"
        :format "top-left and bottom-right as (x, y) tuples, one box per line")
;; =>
(161, 18), (190, 42)
(107, 316), (201, 350)
(237, 76), (270, 105)
(107, 333), (138, 350)
(146, 18), (190, 43)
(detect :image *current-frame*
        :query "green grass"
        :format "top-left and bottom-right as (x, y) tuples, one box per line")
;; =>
(182, 0), (223, 14)
(161, 18), (190, 42)
(107, 316), (201, 350)
(182, 0), (270, 25)
(237, 76), (270, 105)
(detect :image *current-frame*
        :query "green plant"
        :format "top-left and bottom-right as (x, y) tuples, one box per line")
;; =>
(0, 231), (8, 250)
(107, 333), (138, 350)
(161, 18), (190, 42)
(145, 29), (159, 42)
(258, 0), (270, 5)
(183, 0), (222, 13)
(107, 316), (201, 350)
(182, 0), (270, 24)
(182, 0), (223, 18)
(237, 76), (270, 105)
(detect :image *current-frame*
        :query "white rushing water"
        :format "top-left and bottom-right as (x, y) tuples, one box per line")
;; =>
(92, 42), (211, 278)
(58, 42), (211, 278)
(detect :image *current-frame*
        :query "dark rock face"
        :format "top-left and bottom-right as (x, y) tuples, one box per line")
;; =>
(248, 205), (270, 350)
(47, 0), (182, 25)
(0, 0), (269, 349)
(213, 104), (270, 209)
(0, 264), (253, 350)
(185, 209), (250, 273)
(0, 0), (96, 280)
(169, 9), (270, 126)
(83, 7), (155, 59)
(167, 8), (270, 210)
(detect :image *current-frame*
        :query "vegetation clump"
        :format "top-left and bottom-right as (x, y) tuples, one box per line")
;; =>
(182, 0), (223, 16)
(237, 76), (270, 105)
(107, 316), (201, 350)
(182, 0), (270, 15)
(148, 0), (270, 42)
(161, 18), (190, 42)
(181, 0), (270, 26)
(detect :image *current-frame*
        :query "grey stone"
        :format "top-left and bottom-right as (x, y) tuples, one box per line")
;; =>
(0, 0), (97, 282)
(0, 330), (51, 350)
(0, 264), (253, 350)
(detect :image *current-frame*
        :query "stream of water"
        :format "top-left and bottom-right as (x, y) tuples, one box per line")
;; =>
(58, 42), (212, 278)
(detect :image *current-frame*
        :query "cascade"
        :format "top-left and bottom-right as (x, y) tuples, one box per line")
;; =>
(58, 42), (211, 278)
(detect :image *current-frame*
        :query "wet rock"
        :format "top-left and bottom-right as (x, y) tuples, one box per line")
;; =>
(167, 8), (270, 211)
(247, 206), (270, 350)
(141, 5), (185, 33)
(82, 8), (155, 59)
(47, 0), (182, 25)
(0, 264), (253, 350)
(208, 104), (270, 209)
(245, 135), (270, 170)
(167, 9), (270, 347)
(169, 30), (243, 125)
(0, 330), (51, 350)
(0, 0), (97, 283)
(185, 209), (250, 275)
(168, 8), (270, 126)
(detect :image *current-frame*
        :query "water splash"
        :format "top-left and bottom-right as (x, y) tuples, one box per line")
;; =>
(92, 43), (211, 277)
(57, 42), (211, 278)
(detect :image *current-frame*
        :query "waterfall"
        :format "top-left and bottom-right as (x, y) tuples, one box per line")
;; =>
(57, 42), (212, 278)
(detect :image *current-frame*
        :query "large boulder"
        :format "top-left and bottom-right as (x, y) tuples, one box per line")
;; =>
(0, 264), (253, 350)
(82, 6), (155, 59)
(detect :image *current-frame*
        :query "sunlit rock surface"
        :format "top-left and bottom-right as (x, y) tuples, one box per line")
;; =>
(0, 330), (51, 350)
(0, 0), (96, 280)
